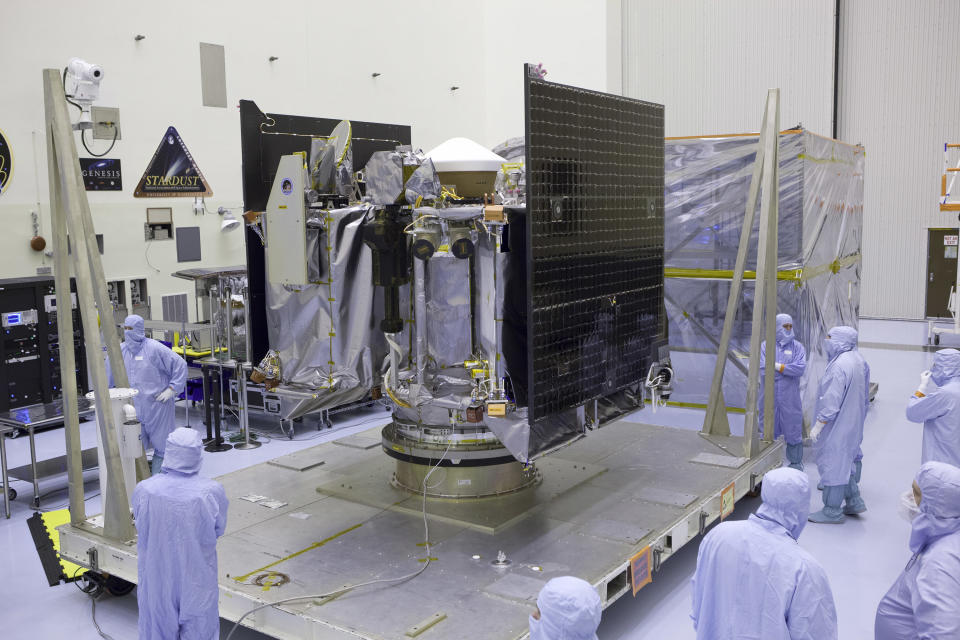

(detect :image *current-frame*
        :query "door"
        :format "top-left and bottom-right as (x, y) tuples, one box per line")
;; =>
(926, 228), (960, 318)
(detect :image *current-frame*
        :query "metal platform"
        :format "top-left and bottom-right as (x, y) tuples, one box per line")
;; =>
(58, 418), (783, 640)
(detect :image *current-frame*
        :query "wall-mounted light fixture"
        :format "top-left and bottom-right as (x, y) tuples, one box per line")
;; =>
(269, 56), (279, 62)
(450, 86), (460, 92)
(134, 34), (146, 41)
(372, 72), (382, 78)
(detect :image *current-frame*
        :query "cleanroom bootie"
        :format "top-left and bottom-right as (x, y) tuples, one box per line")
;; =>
(843, 474), (867, 515)
(785, 443), (804, 471)
(808, 485), (846, 524)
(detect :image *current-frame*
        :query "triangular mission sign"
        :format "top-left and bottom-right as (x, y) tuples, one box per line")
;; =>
(134, 126), (212, 197)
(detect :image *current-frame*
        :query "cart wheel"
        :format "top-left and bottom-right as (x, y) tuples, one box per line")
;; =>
(7, 488), (16, 501)
(935, 334), (941, 345)
(6, 428), (20, 439)
(747, 483), (762, 498)
(104, 575), (136, 597)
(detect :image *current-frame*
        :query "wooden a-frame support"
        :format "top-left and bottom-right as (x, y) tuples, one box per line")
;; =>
(44, 68), (148, 540)
(701, 88), (781, 460)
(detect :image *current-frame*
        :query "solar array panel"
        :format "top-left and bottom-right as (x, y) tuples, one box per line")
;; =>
(525, 65), (665, 422)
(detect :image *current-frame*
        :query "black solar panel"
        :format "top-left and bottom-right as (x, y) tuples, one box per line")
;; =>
(524, 65), (665, 423)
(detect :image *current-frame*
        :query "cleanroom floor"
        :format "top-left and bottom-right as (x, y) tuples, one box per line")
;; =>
(0, 318), (953, 639)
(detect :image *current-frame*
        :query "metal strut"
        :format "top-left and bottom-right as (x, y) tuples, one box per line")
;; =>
(701, 88), (781, 460)
(44, 68), (137, 540)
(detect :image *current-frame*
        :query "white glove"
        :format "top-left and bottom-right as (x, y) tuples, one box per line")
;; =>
(774, 362), (784, 374)
(918, 371), (935, 396)
(810, 420), (827, 442)
(155, 387), (176, 402)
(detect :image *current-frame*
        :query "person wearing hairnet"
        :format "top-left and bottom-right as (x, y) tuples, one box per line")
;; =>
(133, 427), (228, 640)
(759, 314), (807, 470)
(691, 467), (837, 639)
(808, 326), (870, 524)
(115, 314), (187, 474)
(874, 462), (960, 639)
(529, 576), (602, 640)
(906, 348), (960, 467)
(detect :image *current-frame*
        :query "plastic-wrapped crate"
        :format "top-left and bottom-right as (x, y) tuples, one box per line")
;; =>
(664, 129), (864, 427)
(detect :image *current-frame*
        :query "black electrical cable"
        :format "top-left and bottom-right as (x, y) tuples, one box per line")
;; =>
(81, 125), (118, 158)
(63, 66), (119, 156)
(72, 567), (117, 640)
(62, 68), (84, 114)
(90, 596), (116, 640)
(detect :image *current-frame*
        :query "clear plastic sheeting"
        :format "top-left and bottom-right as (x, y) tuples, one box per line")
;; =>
(664, 129), (864, 426)
(265, 205), (387, 418)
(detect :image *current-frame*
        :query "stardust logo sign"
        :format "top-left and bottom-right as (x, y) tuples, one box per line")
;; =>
(134, 126), (212, 197)
(0, 128), (12, 196)
(80, 158), (122, 191)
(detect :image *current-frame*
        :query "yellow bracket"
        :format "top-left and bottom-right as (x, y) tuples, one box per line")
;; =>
(665, 253), (861, 285)
(665, 267), (802, 281)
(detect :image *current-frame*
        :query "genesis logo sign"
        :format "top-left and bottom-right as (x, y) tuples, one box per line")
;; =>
(79, 158), (122, 191)
(0, 129), (12, 195)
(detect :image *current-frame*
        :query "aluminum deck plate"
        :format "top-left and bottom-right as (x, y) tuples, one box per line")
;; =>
(58, 420), (783, 640)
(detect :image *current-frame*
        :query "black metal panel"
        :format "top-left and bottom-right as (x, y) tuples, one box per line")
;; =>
(238, 100), (411, 363)
(0, 276), (86, 412)
(524, 65), (665, 423)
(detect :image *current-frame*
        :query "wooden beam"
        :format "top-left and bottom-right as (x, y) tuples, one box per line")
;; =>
(743, 89), (781, 457)
(44, 88), (85, 525)
(701, 96), (771, 437)
(43, 68), (135, 541)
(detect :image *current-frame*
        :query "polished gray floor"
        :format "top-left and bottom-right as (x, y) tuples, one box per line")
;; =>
(0, 319), (947, 638)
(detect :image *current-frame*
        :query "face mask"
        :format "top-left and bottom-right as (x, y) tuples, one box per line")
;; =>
(824, 339), (839, 360)
(899, 490), (921, 522)
(777, 327), (794, 345)
(529, 616), (543, 640)
(931, 363), (949, 387)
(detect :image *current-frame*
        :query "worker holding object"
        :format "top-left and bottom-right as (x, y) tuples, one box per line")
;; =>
(759, 313), (808, 470)
(905, 348), (960, 467)
(114, 314), (187, 474)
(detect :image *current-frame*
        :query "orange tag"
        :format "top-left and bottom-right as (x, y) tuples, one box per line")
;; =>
(629, 546), (652, 595)
(721, 482), (736, 520)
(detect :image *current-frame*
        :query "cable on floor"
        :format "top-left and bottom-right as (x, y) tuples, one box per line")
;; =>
(72, 563), (118, 640)
(90, 596), (116, 640)
(223, 443), (451, 640)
